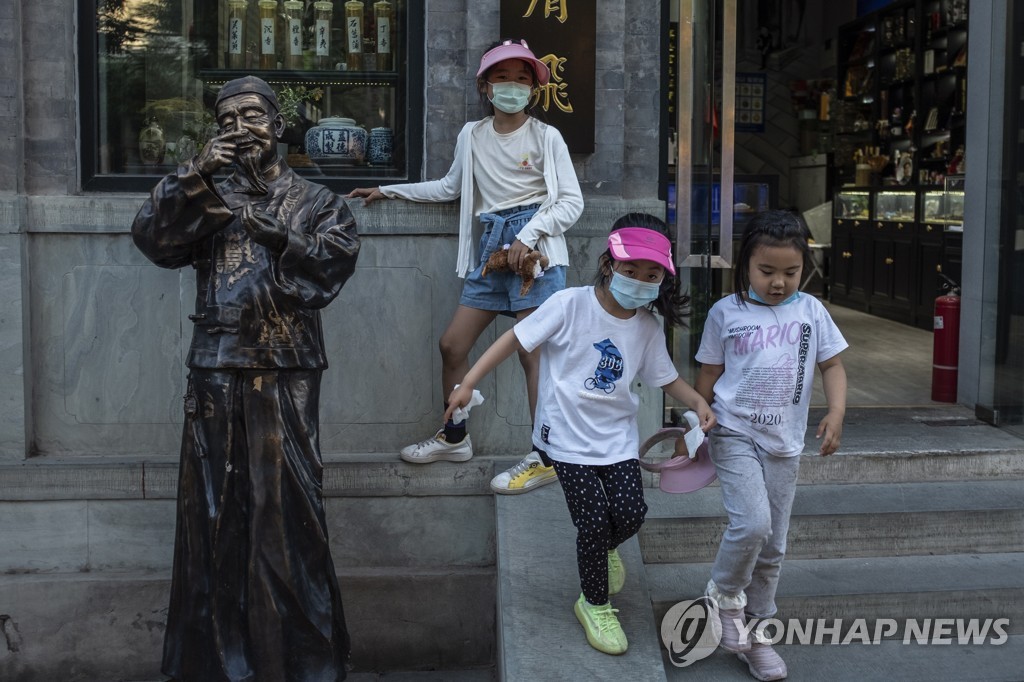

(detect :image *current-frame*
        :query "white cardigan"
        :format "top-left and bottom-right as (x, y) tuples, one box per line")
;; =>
(380, 118), (584, 278)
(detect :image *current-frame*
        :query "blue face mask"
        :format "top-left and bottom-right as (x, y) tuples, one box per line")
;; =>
(610, 271), (661, 310)
(489, 82), (532, 114)
(748, 287), (801, 306)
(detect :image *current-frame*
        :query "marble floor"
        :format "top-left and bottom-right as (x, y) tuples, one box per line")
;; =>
(811, 301), (935, 408)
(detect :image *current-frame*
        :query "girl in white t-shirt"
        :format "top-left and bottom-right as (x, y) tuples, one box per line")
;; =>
(695, 210), (848, 682)
(348, 40), (583, 494)
(445, 214), (715, 655)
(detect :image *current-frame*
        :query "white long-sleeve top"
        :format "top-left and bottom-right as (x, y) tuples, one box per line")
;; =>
(380, 117), (584, 277)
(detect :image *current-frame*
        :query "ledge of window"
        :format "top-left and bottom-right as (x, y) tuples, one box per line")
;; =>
(8, 195), (666, 238)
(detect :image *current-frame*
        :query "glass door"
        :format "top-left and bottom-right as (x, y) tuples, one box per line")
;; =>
(667, 0), (737, 420)
(981, 1), (1024, 433)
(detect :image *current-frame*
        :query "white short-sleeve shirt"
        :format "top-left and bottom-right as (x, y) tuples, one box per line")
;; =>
(695, 293), (848, 456)
(471, 117), (548, 214)
(514, 287), (679, 465)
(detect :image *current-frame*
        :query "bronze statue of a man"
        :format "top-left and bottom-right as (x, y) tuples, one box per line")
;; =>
(132, 76), (359, 682)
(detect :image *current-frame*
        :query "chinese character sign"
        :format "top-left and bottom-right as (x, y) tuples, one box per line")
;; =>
(501, 0), (596, 153)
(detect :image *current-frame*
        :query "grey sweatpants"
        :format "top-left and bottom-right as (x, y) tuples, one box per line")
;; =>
(708, 425), (801, 619)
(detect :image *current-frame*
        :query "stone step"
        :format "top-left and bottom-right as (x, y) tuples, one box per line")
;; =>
(661, 634), (1024, 681)
(639, 481), (1024, 563)
(494, 484), (667, 681)
(646, 553), (1024, 632)
(3, 425), (1022, 503)
(0, 567), (495, 681)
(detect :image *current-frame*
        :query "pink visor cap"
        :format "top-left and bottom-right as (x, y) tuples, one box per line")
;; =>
(476, 40), (550, 86)
(608, 228), (676, 275)
(638, 428), (717, 494)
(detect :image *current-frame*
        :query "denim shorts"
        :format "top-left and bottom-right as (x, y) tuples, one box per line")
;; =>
(459, 203), (566, 314)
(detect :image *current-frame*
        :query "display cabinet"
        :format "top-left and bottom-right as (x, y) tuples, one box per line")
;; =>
(831, 190), (873, 305)
(874, 190), (916, 223)
(834, 190), (871, 220)
(830, 0), (968, 330)
(833, 15), (877, 188)
(920, 188), (965, 225)
(82, 0), (423, 191)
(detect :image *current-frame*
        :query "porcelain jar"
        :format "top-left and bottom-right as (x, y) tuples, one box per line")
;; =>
(367, 127), (394, 165)
(305, 117), (367, 164)
(138, 119), (166, 165)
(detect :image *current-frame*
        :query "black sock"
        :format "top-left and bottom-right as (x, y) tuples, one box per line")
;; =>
(442, 418), (466, 443)
(534, 447), (552, 467)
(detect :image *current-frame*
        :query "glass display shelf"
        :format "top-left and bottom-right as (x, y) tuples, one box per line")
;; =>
(834, 190), (871, 220)
(874, 190), (916, 222)
(920, 189), (965, 226)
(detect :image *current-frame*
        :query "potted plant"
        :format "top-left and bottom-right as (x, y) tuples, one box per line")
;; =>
(140, 97), (216, 164)
(275, 84), (324, 167)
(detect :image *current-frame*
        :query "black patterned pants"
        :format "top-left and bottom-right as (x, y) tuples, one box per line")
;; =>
(551, 458), (648, 605)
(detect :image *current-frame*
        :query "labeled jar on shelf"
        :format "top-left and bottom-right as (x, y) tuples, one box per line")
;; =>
(345, 1), (365, 71)
(283, 0), (304, 70)
(227, 0), (248, 69)
(258, 0), (278, 69)
(374, 1), (393, 71)
(313, 1), (334, 70)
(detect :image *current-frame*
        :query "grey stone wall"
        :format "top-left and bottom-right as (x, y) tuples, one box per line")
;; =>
(1, 12), (665, 672)
(3, 0), (667, 461)
(0, 1), (22, 194)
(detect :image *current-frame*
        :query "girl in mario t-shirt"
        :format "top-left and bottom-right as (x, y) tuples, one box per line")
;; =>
(695, 209), (848, 681)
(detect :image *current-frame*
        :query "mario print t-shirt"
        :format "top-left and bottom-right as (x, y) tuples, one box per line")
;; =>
(513, 286), (679, 466)
(472, 116), (548, 214)
(696, 294), (848, 456)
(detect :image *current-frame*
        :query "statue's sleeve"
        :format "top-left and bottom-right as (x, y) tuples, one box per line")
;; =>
(273, 187), (360, 310)
(130, 162), (234, 269)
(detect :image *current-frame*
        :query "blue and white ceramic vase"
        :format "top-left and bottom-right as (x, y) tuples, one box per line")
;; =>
(304, 117), (367, 164)
(367, 127), (394, 165)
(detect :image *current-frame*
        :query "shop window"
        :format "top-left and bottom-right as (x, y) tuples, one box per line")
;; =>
(79, 1), (423, 192)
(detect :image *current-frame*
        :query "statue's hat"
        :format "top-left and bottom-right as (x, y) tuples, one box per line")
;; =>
(215, 76), (280, 113)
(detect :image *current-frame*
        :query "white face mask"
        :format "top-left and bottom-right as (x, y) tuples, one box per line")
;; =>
(610, 271), (661, 309)
(488, 82), (532, 114)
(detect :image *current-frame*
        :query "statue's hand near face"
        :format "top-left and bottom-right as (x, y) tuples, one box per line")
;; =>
(196, 129), (249, 176)
(241, 204), (288, 252)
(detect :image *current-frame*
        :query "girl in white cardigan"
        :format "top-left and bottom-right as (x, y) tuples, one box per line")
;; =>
(348, 40), (583, 493)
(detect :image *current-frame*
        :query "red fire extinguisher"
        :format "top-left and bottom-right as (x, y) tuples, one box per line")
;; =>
(931, 276), (961, 403)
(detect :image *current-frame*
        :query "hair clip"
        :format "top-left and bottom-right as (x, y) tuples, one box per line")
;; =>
(502, 39), (529, 48)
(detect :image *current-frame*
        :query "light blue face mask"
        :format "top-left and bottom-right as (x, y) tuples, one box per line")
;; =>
(489, 82), (532, 114)
(748, 287), (801, 306)
(610, 271), (661, 309)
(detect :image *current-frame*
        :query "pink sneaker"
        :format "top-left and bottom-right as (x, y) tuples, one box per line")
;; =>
(737, 638), (788, 681)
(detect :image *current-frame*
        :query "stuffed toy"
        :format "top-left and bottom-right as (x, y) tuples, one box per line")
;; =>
(481, 244), (550, 296)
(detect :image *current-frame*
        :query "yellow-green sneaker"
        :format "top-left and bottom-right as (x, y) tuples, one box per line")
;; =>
(573, 593), (628, 655)
(607, 548), (626, 595)
(489, 451), (558, 494)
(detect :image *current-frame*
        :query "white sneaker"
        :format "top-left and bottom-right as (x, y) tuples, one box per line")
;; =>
(489, 451), (558, 494)
(400, 430), (473, 463)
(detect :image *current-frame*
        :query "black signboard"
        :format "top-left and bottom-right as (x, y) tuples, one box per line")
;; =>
(500, 1), (596, 153)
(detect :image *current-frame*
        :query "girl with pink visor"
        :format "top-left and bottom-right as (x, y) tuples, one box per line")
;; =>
(349, 39), (583, 494)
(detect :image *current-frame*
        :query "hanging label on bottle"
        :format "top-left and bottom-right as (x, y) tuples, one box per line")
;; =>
(316, 19), (331, 57)
(347, 17), (362, 55)
(377, 18), (390, 54)
(229, 18), (243, 55)
(261, 19), (276, 55)
(289, 19), (303, 56)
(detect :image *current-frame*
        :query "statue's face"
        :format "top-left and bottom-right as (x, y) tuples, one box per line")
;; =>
(216, 93), (282, 169)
